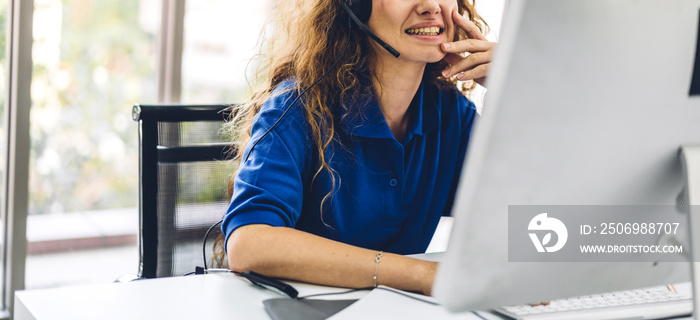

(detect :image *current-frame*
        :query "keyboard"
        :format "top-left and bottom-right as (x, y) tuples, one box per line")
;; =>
(495, 284), (692, 320)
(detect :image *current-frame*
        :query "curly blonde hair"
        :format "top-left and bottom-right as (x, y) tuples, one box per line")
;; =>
(212, 0), (487, 268)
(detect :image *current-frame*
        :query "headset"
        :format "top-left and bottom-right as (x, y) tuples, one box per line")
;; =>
(342, 0), (401, 58)
(345, 0), (372, 28)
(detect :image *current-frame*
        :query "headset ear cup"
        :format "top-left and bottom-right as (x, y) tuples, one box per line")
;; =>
(348, 0), (372, 23)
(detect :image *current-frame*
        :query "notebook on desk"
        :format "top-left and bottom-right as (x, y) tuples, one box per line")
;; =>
(264, 298), (358, 320)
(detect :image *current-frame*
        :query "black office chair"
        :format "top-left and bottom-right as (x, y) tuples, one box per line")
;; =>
(131, 103), (238, 278)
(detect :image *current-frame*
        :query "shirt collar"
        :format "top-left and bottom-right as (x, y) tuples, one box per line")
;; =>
(341, 78), (439, 139)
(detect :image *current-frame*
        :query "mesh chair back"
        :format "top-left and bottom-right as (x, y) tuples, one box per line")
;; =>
(132, 104), (237, 278)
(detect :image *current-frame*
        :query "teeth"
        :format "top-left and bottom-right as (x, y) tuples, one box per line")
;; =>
(405, 27), (441, 35)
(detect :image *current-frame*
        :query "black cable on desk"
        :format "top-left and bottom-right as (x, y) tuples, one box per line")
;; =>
(297, 287), (374, 300)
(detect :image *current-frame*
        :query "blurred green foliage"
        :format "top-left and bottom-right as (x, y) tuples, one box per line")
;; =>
(28, 0), (256, 215)
(29, 0), (157, 214)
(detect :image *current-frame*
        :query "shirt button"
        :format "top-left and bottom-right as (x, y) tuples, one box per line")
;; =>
(389, 179), (398, 187)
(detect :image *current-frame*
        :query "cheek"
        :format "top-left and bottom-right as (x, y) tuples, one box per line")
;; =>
(445, 10), (458, 39)
(372, 1), (398, 23)
(368, 4), (398, 34)
(442, 1), (458, 35)
(371, 0), (415, 32)
(443, 0), (459, 12)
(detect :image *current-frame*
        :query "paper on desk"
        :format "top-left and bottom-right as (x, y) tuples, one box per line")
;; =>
(328, 286), (503, 320)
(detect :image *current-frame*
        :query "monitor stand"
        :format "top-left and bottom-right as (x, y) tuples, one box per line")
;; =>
(681, 145), (700, 320)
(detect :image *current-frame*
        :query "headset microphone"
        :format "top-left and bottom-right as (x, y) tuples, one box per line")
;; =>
(342, 1), (400, 58)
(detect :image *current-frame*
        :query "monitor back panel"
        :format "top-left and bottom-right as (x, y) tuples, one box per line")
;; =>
(434, 0), (700, 311)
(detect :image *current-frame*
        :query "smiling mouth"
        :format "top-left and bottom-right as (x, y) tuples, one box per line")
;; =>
(405, 26), (443, 36)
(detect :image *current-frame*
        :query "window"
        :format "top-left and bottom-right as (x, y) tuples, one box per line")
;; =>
(22, 0), (276, 290)
(181, 0), (272, 103)
(25, 0), (160, 289)
(0, 0), (9, 314)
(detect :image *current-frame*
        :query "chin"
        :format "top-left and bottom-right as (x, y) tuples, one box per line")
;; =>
(426, 54), (446, 63)
(421, 51), (447, 64)
(400, 48), (446, 64)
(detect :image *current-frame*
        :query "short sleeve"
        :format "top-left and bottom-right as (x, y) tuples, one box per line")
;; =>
(221, 82), (311, 247)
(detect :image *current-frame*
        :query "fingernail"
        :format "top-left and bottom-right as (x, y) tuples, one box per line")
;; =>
(443, 43), (451, 49)
(442, 69), (450, 77)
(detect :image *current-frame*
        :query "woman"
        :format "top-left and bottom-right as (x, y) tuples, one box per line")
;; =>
(213, 0), (494, 296)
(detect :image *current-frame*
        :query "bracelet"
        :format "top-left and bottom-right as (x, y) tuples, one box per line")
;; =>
(373, 251), (383, 287)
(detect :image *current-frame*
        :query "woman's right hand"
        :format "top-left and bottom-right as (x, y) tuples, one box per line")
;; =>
(440, 11), (496, 87)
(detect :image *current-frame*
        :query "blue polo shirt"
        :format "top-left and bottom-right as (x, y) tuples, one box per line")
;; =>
(222, 78), (477, 255)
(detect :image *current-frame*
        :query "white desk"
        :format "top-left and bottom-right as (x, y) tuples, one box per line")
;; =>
(14, 274), (358, 320)
(14, 273), (502, 320)
(14, 273), (695, 320)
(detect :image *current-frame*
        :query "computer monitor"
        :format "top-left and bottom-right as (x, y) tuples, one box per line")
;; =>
(433, 0), (700, 312)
